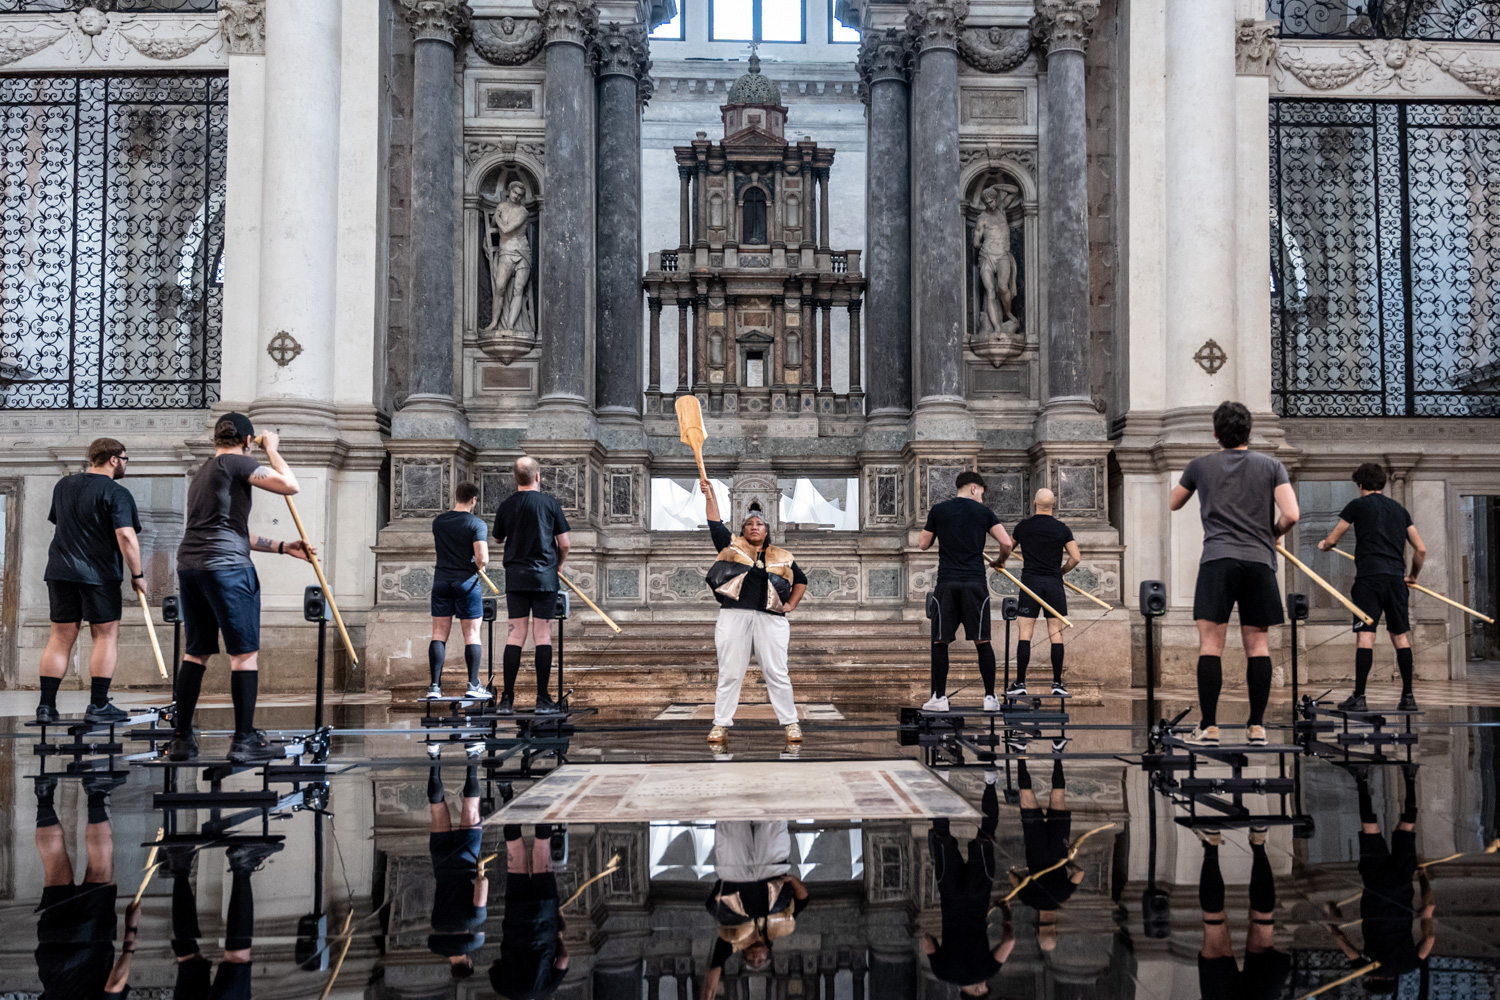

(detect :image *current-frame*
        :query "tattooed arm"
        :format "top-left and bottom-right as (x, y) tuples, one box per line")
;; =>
(246, 429), (300, 495)
(251, 534), (315, 561)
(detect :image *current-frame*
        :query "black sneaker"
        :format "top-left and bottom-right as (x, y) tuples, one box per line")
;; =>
(166, 735), (198, 762)
(1398, 691), (1419, 712)
(1004, 682), (1027, 698)
(163, 845), (196, 879)
(1051, 736), (1072, 753)
(34, 703), (60, 724)
(84, 701), (129, 724)
(226, 841), (284, 873)
(35, 775), (58, 800)
(535, 694), (562, 715)
(550, 827), (568, 865)
(1337, 693), (1367, 713)
(1051, 682), (1069, 697)
(227, 730), (282, 764)
(81, 772), (127, 797)
(497, 692), (515, 716)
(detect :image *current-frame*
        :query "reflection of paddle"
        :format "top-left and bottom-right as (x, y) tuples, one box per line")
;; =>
(675, 395), (709, 481)
(1326, 547), (1495, 623)
(1000, 823), (1114, 903)
(316, 909), (355, 1000)
(995, 567), (1073, 628)
(1333, 837), (1499, 907)
(137, 593), (168, 680)
(1292, 962), (1381, 1000)
(561, 852), (622, 911)
(1278, 543), (1373, 625)
(131, 828), (165, 906)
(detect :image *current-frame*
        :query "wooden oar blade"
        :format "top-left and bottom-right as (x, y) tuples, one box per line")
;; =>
(675, 394), (705, 447)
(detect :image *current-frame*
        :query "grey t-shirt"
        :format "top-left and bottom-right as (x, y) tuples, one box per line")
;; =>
(176, 453), (260, 572)
(1179, 448), (1290, 568)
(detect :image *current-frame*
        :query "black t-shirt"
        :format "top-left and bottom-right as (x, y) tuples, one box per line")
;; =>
(433, 873), (486, 934)
(707, 882), (809, 969)
(1360, 888), (1422, 976)
(929, 891), (1002, 988)
(924, 497), (1002, 585)
(708, 521), (807, 615)
(433, 510), (488, 578)
(1016, 869), (1077, 911)
(44, 473), (141, 585)
(494, 491), (571, 592)
(1339, 493), (1413, 579)
(1012, 515), (1074, 581)
(177, 454), (261, 571)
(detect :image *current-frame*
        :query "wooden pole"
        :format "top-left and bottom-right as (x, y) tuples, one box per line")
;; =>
(1326, 546), (1493, 623)
(996, 567), (1073, 628)
(137, 593), (168, 680)
(479, 569), (501, 595)
(1277, 543), (1373, 625)
(283, 495), (359, 665)
(1063, 578), (1113, 611)
(559, 571), (623, 634)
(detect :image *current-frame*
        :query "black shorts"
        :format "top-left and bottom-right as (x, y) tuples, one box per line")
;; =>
(1359, 828), (1418, 887)
(178, 567), (261, 657)
(46, 580), (123, 625)
(930, 830), (995, 893)
(930, 581), (991, 643)
(211, 959), (253, 1000)
(1352, 575), (1410, 635)
(431, 827), (484, 871)
(507, 590), (559, 620)
(36, 881), (118, 939)
(1016, 575), (1067, 620)
(432, 573), (483, 620)
(1020, 808), (1072, 870)
(1197, 950), (1293, 1000)
(1193, 558), (1285, 627)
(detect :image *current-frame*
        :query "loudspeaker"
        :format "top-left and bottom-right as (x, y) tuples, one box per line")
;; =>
(925, 593), (937, 620)
(1139, 580), (1167, 618)
(1000, 596), (1019, 621)
(1287, 591), (1310, 622)
(161, 594), (180, 624)
(556, 591), (571, 620)
(295, 912), (329, 970)
(482, 596), (498, 622)
(303, 585), (329, 623)
(1141, 887), (1172, 939)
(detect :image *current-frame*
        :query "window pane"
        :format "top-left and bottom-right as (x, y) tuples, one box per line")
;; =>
(830, 0), (859, 41)
(711, 0), (753, 40)
(650, 6), (683, 39)
(761, 0), (804, 40)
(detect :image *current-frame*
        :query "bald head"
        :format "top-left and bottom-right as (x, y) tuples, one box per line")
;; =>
(513, 456), (540, 487)
(1033, 488), (1056, 513)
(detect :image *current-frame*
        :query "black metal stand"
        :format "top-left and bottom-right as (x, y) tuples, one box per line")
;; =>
(1144, 612), (1158, 747)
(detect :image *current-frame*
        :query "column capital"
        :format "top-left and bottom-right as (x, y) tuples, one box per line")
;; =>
(1029, 0), (1099, 55)
(401, 0), (473, 45)
(593, 21), (650, 80)
(534, 0), (598, 49)
(1235, 18), (1278, 76)
(905, 0), (968, 53)
(218, 0), (265, 55)
(856, 27), (911, 90)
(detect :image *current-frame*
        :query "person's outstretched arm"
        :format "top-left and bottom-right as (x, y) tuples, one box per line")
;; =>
(1319, 519), (1352, 551)
(1406, 525), (1427, 584)
(248, 430), (300, 495)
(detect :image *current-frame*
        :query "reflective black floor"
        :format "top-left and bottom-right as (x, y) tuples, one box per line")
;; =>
(3, 691), (1499, 999)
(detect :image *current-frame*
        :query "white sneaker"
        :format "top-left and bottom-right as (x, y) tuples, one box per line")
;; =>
(922, 694), (950, 712)
(984, 769), (998, 785)
(426, 743), (441, 759)
(465, 742), (484, 758)
(426, 684), (443, 699)
(982, 695), (1000, 712)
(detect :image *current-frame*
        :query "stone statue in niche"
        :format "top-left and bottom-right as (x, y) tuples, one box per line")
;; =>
(968, 179), (1026, 366)
(478, 179), (537, 362)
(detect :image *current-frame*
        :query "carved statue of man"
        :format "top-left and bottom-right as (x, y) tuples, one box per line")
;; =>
(973, 184), (1021, 337)
(483, 181), (533, 333)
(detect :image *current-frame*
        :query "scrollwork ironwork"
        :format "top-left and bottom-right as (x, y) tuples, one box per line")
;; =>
(1269, 0), (1500, 42)
(0, 0), (218, 9)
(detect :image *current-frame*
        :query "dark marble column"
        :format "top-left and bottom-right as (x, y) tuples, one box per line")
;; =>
(857, 29), (912, 418)
(817, 167), (831, 251)
(1033, 0), (1099, 418)
(677, 165), (691, 249)
(848, 295), (863, 398)
(675, 297), (690, 393)
(907, 0), (969, 414)
(536, 0), (598, 408)
(819, 300), (833, 393)
(401, 0), (471, 418)
(646, 296), (662, 394)
(593, 23), (648, 417)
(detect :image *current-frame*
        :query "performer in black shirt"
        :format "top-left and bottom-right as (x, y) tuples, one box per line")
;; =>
(160, 840), (278, 1000)
(1318, 463), (1428, 712)
(169, 414), (316, 764)
(490, 824), (568, 999)
(37, 437), (144, 725)
(428, 762), (487, 980)
(493, 458), (571, 715)
(999, 489), (1080, 700)
(701, 479), (808, 745)
(428, 482), (491, 700)
(1195, 826), (1290, 1000)
(700, 821), (810, 996)
(923, 782), (1013, 994)
(919, 472), (1014, 712)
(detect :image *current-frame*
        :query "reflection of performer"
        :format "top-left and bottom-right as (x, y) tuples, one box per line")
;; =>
(1008, 758), (1082, 951)
(483, 181), (534, 333)
(428, 763), (487, 979)
(490, 824), (568, 999)
(164, 840), (280, 1000)
(700, 821), (810, 997)
(924, 781), (1012, 994)
(972, 184), (1020, 337)
(1196, 827), (1290, 1000)
(1326, 764), (1435, 994)
(33, 774), (138, 998)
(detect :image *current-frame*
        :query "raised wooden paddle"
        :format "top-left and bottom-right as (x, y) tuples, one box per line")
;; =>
(675, 394), (709, 482)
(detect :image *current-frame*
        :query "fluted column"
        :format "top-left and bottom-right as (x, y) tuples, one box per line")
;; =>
(1032, 0), (1100, 436)
(593, 23), (648, 418)
(858, 29), (912, 419)
(536, 0), (598, 409)
(399, 0), (471, 428)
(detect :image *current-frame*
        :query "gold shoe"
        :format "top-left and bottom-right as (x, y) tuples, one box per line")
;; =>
(1246, 725), (1267, 746)
(708, 725), (728, 743)
(784, 722), (803, 743)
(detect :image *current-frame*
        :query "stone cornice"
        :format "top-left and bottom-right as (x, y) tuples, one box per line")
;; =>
(471, 16), (545, 64)
(905, 0), (968, 54)
(217, 0), (264, 55)
(1235, 18), (1277, 76)
(534, 0), (598, 49)
(1029, 0), (1099, 55)
(402, 0), (473, 45)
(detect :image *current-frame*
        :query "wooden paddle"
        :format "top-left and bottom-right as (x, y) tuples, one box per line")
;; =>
(675, 394), (709, 482)
(137, 593), (168, 680)
(1326, 547), (1494, 623)
(1278, 543), (1373, 625)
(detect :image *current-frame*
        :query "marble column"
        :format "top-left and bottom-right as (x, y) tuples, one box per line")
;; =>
(646, 296), (662, 395)
(535, 0), (598, 410)
(398, 0), (471, 433)
(593, 23), (648, 419)
(907, 0), (971, 434)
(676, 297), (690, 392)
(819, 300), (833, 393)
(677, 165), (691, 249)
(847, 296), (863, 398)
(858, 29), (912, 419)
(217, 0), (265, 408)
(817, 167), (831, 251)
(1031, 0), (1101, 438)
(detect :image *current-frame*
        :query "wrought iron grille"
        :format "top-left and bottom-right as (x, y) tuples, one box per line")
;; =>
(0, 1), (217, 11)
(0, 74), (226, 409)
(1271, 99), (1500, 417)
(1269, 0), (1500, 39)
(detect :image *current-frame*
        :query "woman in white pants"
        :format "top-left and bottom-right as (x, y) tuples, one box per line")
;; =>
(701, 479), (807, 745)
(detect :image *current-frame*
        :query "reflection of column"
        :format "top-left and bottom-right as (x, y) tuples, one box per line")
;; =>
(724, 294), (738, 390)
(677, 165), (692, 249)
(536, 0), (597, 408)
(858, 29), (912, 419)
(817, 167), (831, 251)
(771, 162), (785, 246)
(800, 150), (815, 248)
(594, 22), (647, 417)
(400, 0), (470, 417)
(676, 297), (690, 393)
(647, 296), (662, 394)
(848, 296), (863, 398)
(772, 294), (785, 386)
(693, 293), (707, 390)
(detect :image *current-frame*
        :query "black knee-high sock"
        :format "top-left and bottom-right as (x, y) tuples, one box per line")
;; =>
(463, 764), (479, 800)
(224, 869), (254, 952)
(89, 675), (112, 707)
(1050, 642), (1065, 684)
(465, 644), (482, 686)
(171, 874), (201, 957)
(1249, 841), (1275, 914)
(503, 824), (523, 841)
(35, 783), (58, 829)
(428, 640), (446, 687)
(1199, 843), (1225, 912)
(930, 643), (949, 697)
(535, 645), (553, 695)
(1051, 759), (1066, 790)
(502, 644), (522, 696)
(536, 823), (554, 840)
(1356, 776), (1377, 824)
(39, 675), (61, 710)
(1197, 655), (1223, 727)
(427, 766), (445, 804)
(1017, 759), (1032, 790)
(87, 789), (109, 825)
(1354, 646), (1373, 696)
(980, 781), (999, 840)
(1246, 656), (1272, 727)
(1401, 767), (1418, 824)
(173, 661), (206, 738)
(229, 671), (258, 736)
(976, 643), (996, 697)
(1015, 640), (1031, 685)
(1396, 647), (1414, 695)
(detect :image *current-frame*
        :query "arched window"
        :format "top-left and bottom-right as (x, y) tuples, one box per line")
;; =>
(742, 188), (768, 245)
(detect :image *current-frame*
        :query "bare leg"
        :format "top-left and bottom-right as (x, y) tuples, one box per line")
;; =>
(88, 621), (119, 680)
(36, 825), (75, 887)
(40, 622), (81, 679)
(83, 819), (114, 885)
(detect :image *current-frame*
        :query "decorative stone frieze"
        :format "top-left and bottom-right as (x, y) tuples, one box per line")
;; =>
(471, 16), (545, 65)
(401, 0), (473, 45)
(1029, 0), (1099, 55)
(534, 0), (598, 49)
(218, 0), (265, 55)
(957, 25), (1031, 73)
(1275, 38), (1500, 97)
(905, 0), (968, 53)
(1235, 18), (1277, 76)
